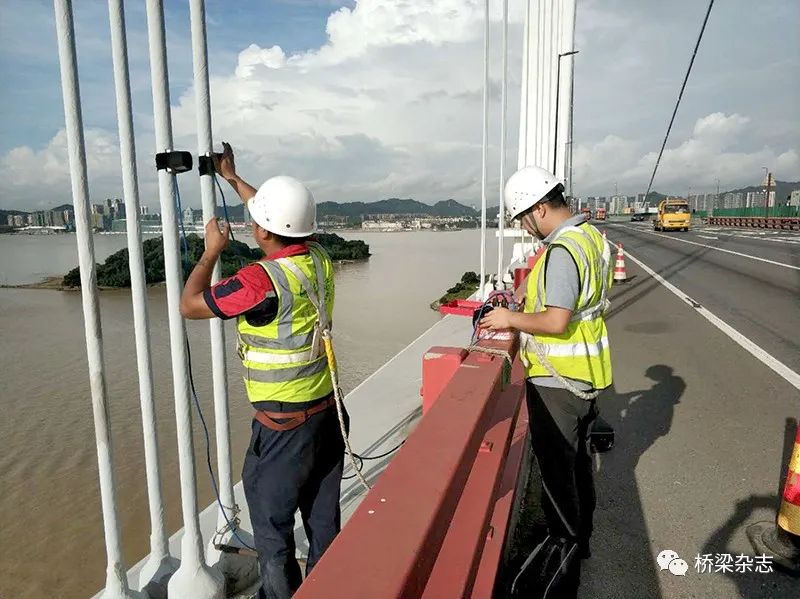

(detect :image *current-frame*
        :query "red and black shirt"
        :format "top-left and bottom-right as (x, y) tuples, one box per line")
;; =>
(203, 243), (310, 326)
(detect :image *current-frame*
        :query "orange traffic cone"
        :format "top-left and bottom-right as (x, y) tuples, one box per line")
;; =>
(747, 420), (800, 573)
(613, 244), (627, 282)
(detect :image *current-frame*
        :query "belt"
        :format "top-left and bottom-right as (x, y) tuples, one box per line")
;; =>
(254, 396), (336, 432)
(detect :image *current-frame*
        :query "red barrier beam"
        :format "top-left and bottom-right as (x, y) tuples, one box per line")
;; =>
(421, 359), (526, 599)
(471, 400), (530, 597)
(296, 335), (518, 599)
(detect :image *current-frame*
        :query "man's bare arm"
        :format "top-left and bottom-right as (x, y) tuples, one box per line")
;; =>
(180, 218), (230, 320)
(213, 141), (257, 204)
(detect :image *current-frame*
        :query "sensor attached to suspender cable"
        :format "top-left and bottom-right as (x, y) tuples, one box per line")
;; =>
(155, 150), (193, 174)
(197, 152), (223, 176)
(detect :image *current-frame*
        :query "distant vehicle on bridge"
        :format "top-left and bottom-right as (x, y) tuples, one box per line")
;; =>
(654, 199), (690, 231)
(630, 213), (647, 222)
(595, 207), (607, 221)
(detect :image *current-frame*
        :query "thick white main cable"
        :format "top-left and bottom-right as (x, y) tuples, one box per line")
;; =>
(188, 0), (237, 546)
(107, 0), (175, 589)
(479, 0), (489, 299)
(53, 2), (140, 597)
(497, 0), (508, 283)
(144, 1), (224, 596)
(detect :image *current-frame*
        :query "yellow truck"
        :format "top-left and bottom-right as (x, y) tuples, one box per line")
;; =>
(654, 199), (691, 231)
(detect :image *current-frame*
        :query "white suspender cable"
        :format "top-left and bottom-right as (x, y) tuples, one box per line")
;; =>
(187, 0), (243, 567)
(535, 0), (546, 167)
(53, 2), (141, 597)
(479, 0), (490, 299)
(497, 0), (508, 285)
(106, 0), (178, 591)
(517, 0), (531, 170)
(144, 1), (224, 597)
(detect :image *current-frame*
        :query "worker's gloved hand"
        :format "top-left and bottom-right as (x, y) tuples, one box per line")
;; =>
(480, 306), (514, 331)
(213, 141), (237, 180)
(205, 217), (230, 255)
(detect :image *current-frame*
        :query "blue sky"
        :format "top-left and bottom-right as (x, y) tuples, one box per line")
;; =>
(0, 0), (354, 153)
(0, 0), (797, 210)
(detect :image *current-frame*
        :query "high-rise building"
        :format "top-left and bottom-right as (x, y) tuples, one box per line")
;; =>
(140, 205), (149, 216)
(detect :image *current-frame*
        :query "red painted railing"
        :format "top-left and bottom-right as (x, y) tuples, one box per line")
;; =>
(295, 333), (528, 598)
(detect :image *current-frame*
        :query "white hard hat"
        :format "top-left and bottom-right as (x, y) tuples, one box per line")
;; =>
(504, 166), (564, 220)
(249, 175), (316, 237)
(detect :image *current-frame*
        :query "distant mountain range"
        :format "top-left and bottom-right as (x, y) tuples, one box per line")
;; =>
(215, 198), (478, 221)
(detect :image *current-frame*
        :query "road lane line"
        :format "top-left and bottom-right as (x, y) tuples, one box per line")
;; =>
(608, 240), (800, 392)
(612, 224), (800, 271)
(697, 235), (719, 240)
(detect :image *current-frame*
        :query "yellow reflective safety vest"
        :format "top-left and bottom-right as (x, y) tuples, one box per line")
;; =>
(521, 223), (613, 390)
(237, 242), (335, 404)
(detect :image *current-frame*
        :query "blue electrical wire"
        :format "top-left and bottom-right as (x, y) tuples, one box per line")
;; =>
(174, 178), (256, 553)
(212, 172), (236, 243)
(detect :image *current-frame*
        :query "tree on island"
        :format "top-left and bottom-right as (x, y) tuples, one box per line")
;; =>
(63, 233), (370, 288)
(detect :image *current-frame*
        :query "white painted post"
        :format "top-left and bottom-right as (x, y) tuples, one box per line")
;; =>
(497, 0), (508, 283)
(106, 1), (179, 593)
(187, 1), (257, 588)
(53, 1), (142, 598)
(144, 1), (225, 597)
(479, 0), (489, 299)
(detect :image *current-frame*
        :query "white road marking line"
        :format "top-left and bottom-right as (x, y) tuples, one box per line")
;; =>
(697, 235), (719, 240)
(614, 224), (800, 271)
(609, 240), (800, 392)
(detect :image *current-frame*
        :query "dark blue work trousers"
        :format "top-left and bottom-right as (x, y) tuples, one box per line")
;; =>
(242, 396), (346, 599)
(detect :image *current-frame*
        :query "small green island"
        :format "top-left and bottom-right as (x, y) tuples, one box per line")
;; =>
(61, 233), (370, 288)
(430, 271), (480, 311)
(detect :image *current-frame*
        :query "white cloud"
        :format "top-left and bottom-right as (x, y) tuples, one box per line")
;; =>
(574, 112), (800, 194)
(1, 0), (797, 210)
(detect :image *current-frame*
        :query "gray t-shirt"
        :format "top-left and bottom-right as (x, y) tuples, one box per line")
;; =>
(529, 214), (592, 391)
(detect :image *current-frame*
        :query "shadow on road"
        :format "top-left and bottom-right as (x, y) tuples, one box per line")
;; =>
(580, 364), (686, 599)
(698, 418), (799, 598)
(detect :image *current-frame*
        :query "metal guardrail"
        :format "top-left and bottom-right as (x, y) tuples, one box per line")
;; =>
(295, 334), (528, 598)
(707, 216), (800, 230)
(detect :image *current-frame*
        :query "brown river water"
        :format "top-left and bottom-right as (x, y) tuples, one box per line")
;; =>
(0, 230), (514, 598)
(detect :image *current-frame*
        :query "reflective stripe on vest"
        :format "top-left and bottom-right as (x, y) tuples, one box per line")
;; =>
(237, 243), (335, 403)
(523, 223), (613, 389)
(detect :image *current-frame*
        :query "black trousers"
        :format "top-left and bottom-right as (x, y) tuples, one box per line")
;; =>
(527, 381), (598, 598)
(242, 397), (346, 599)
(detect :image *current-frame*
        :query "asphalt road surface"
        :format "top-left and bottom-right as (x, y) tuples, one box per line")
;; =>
(576, 221), (799, 598)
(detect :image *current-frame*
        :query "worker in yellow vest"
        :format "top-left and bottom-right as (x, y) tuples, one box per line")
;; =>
(480, 165), (612, 597)
(180, 143), (343, 599)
